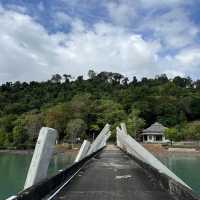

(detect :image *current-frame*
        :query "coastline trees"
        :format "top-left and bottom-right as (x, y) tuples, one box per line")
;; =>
(0, 71), (200, 148)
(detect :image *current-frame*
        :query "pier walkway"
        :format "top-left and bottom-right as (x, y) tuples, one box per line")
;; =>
(54, 145), (174, 200)
(11, 124), (198, 200)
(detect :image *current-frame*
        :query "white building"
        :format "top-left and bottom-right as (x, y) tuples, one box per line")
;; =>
(142, 122), (168, 143)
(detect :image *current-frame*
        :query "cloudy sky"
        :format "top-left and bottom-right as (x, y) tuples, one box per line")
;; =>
(0, 0), (200, 83)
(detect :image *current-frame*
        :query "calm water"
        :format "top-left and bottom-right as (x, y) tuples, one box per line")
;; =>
(160, 154), (200, 196)
(0, 153), (200, 199)
(0, 152), (76, 200)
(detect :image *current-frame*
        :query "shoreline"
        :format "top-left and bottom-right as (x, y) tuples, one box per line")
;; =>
(142, 143), (200, 157)
(0, 149), (33, 155)
(1, 144), (199, 156)
(0, 145), (79, 155)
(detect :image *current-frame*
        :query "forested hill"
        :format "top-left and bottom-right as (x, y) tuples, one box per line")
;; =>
(1, 70), (200, 148)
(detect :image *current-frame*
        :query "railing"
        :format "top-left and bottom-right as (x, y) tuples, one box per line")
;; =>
(10, 148), (104, 200)
(7, 124), (111, 200)
(116, 123), (199, 200)
(8, 124), (111, 200)
(75, 124), (111, 162)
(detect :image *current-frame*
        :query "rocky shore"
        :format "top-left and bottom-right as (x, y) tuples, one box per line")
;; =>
(143, 143), (200, 157)
(0, 149), (33, 155)
(0, 144), (80, 155)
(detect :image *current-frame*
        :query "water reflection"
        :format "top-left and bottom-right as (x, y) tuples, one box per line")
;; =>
(48, 152), (77, 176)
(1, 151), (199, 199)
(0, 151), (77, 199)
(160, 154), (200, 195)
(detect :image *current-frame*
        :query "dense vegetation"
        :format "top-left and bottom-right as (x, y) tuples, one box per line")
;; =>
(0, 70), (200, 149)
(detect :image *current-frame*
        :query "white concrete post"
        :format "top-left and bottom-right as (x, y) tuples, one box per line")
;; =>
(106, 131), (111, 143)
(99, 131), (111, 148)
(87, 124), (110, 155)
(74, 140), (91, 162)
(6, 196), (17, 200)
(116, 127), (122, 147)
(120, 123), (128, 135)
(24, 127), (57, 189)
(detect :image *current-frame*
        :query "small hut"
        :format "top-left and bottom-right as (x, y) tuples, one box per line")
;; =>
(142, 122), (167, 143)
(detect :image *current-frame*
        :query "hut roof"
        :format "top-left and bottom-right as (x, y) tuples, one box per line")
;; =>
(142, 122), (167, 135)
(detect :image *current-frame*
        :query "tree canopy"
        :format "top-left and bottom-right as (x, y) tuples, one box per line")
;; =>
(0, 71), (200, 148)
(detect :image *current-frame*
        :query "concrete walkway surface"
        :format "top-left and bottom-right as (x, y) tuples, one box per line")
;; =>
(54, 145), (174, 200)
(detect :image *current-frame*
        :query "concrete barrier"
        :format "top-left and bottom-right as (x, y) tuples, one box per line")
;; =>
(74, 140), (91, 162)
(125, 147), (199, 200)
(6, 196), (17, 200)
(116, 125), (190, 189)
(11, 148), (104, 200)
(120, 122), (127, 134)
(99, 131), (111, 149)
(24, 127), (57, 189)
(87, 124), (110, 155)
(75, 124), (111, 163)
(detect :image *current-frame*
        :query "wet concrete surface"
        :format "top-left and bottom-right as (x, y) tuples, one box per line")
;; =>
(54, 145), (175, 200)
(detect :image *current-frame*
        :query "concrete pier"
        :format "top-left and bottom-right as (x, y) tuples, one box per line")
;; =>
(74, 140), (91, 162)
(24, 127), (57, 189)
(10, 121), (199, 200)
(54, 145), (175, 200)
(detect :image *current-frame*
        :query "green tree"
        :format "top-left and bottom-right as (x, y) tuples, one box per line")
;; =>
(88, 70), (96, 79)
(93, 99), (126, 139)
(0, 115), (17, 133)
(43, 103), (68, 140)
(51, 74), (62, 83)
(68, 93), (92, 120)
(13, 118), (28, 146)
(126, 108), (145, 137)
(182, 121), (200, 140)
(2, 71), (200, 149)
(24, 113), (43, 143)
(63, 74), (72, 83)
(0, 129), (6, 147)
(65, 118), (87, 147)
(165, 128), (178, 145)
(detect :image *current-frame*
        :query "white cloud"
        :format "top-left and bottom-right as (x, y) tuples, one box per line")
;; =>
(5, 4), (27, 13)
(0, 3), (200, 84)
(54, 12), (72, 27)
(62, 22), (161, 77)
(138, 8), (199, 49)
(0, 7), (164, 83)
(38, 2), (45, 12)
(104, 1), (198, 50)
(0, 9), (63, 83)
(106, 1), (137, 26)
(154, 48), (200, 78)
(139, 0), (187, 8)
(175, 48), (200, 67)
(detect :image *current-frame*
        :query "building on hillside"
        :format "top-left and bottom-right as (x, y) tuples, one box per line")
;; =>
(141, 122), (168, 143)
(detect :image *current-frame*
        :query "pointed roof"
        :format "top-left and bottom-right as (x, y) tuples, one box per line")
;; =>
(142, 122), (167, 135)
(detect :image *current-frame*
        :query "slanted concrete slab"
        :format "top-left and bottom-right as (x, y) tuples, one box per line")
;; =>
(74, 140), (91, 162)
(120, 123), (128, 135)
(116, 127), (190, 189)
(87, 124), (110, 155)
(24, 127), (57, 189)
